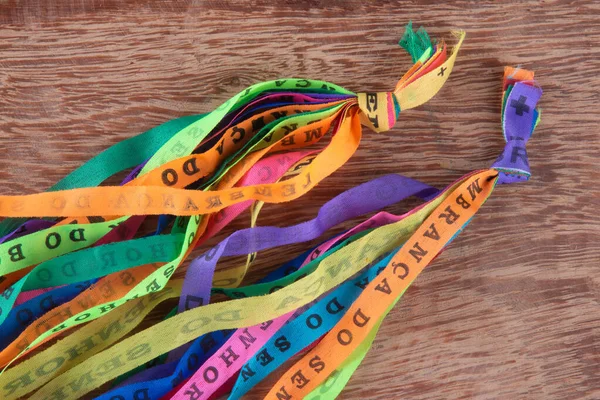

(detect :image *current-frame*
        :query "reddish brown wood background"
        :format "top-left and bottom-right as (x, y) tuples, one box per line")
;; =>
(1, 1), (599, 399)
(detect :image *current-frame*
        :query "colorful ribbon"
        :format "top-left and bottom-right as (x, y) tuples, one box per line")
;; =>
(0, 21), (544, 400)
(0, 24), (463, 379)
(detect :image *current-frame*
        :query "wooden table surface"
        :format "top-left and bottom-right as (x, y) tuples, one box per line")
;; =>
(1, 1), (599, 399)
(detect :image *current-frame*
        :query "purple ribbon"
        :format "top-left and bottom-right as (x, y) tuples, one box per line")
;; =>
(178, 174), (438, 313)
(0, 220), (55, 245)
(492, 82), (542, 184)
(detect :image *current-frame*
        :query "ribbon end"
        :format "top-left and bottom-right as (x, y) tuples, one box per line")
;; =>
(399, 21), (434, 64)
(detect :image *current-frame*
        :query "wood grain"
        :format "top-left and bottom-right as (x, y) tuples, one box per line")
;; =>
(1, 1), (599, 399)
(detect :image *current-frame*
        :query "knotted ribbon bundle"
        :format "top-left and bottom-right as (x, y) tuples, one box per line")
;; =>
(0, 23), (463, 378)
(0, 22), (542, 400)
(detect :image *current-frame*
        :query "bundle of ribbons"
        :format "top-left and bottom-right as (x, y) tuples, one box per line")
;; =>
(0, 22), (542, 400)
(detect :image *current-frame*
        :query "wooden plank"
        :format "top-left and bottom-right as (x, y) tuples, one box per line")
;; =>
(1, 1), (598, 398)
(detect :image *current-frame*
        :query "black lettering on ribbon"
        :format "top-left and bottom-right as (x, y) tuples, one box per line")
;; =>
(240, 364), (256, 382)
(456, 193), (471, 209)
(438, 205), (460, 225)
(76, 195), (90, 208)
(254, 348), (274, 368)
(254, 186), (272, 197)
(275, 335), (291, 352)
(183, 158), (201, 176)
(200, 333), (217, 353)
(326, 297), (345, 315)
(134, 193), (152, 209)
(2, 371), (34, 396)
(281, 136), (295, 146)
(8, 243), (25, 261)
(203, 366), (219, 383)
(275, 386), (292, 400)
(229, 191), (244, 201)
(309, 355), (326, 373)
(163, 194), (176, 209)
(467, 178), (482, 200)
(113, 194), (130, 209)
(69, 228), (86, 242)
(304, 127), (322, 142)
(392, 261), (409, 279)
(171, 141), (187, 157)
(511, 146), (529, 166)
(206, 196), (223, 209)
(281, 183), (296, 197)
(281, 124), (298, 136)
(423, 223), (440, 240)
(291, 370), (310, 389)
(408, 242), (428, 263)
(51, 196), (66, 210)
(302, 172), (312, 189)
(337, 329), (353, 345)
(45, 232), (61, 250)
(238, 328), (257, 350)
(184, 295), (204, 310)
(183, 382), (203, 400)
(183, 197), (199, 212)
(368, 114), (380, 129)
(231, 126), (246, 144)
(145, 279), (160, 293)
(306, 314), (322, 329)
(365, 92), (377, 113)
(251, 117), (266, 132)
(125, 248), (142, 262)
(374, 277), (392, 294)
(276, 295), (301, 311)
(353, 308), (370, 327)
(295, 79), (311, 88)
(271, 110), (287, 119)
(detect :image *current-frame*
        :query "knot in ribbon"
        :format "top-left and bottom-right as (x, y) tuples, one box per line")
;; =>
(357, 92), (400, 133)
(355, 28), (466, 133)
(492, 67), (542, 184)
